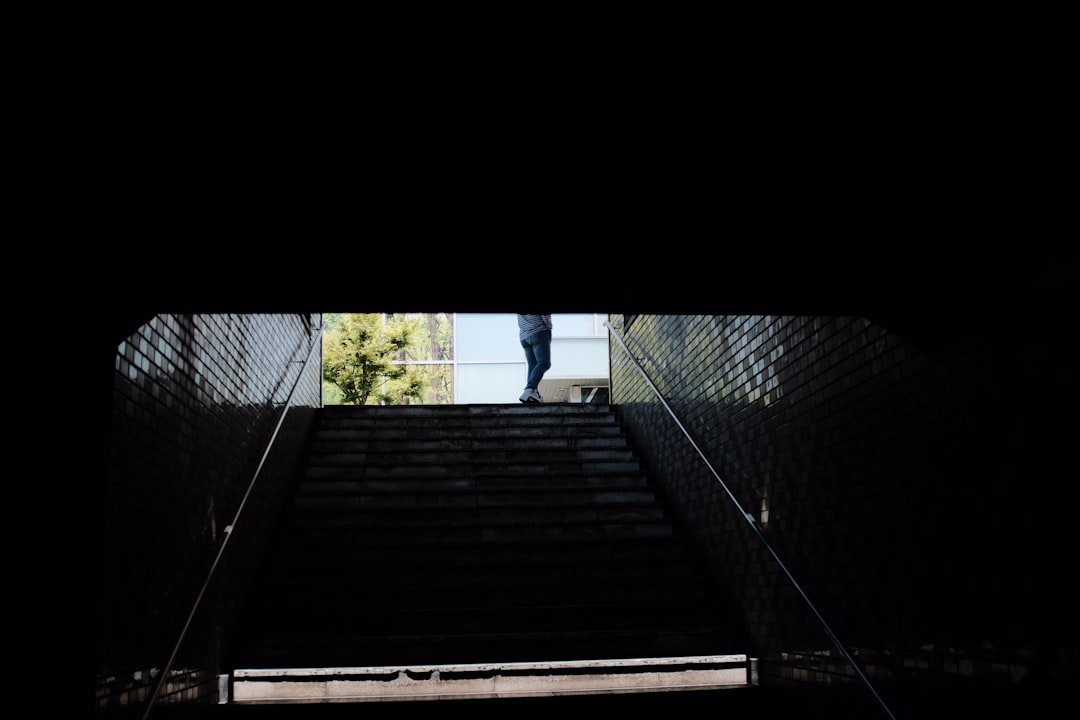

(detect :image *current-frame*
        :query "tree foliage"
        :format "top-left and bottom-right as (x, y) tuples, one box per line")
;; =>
(384, 312), (455, 404)
(322, 313), (428, 405)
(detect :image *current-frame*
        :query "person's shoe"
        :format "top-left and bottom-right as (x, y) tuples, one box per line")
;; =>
(519, 388), (542, 403)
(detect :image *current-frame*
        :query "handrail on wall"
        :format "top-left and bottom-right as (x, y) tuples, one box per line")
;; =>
(142, 320), (327, 720)
(604, 320), (895, 720)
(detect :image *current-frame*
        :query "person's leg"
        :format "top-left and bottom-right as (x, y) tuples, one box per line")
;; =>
(520, 337), (541, 401)
(521, 338), (538, 387)
(524, 329), (552, 389)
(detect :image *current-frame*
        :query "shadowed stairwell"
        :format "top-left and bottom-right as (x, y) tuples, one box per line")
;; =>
(226, 402), (751, 706)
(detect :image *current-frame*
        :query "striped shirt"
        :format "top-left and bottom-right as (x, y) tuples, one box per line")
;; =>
(517, 314), (553, 341)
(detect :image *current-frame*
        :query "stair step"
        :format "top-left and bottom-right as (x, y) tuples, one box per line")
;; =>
(271, 537), (695, 567)
(302, 461), (645, 480)
(277, 522), (677, 548)
(292, 487), (660, 508)
(297, 475), (654, 492)
(249, 597), (725, 627)
(310, 436), (634, 451)
(284, 506), (668, 530)
(307, 448), (638, 464)
(236, 618), (741, 668)
(238, 635), (740, 666)
(230, 655), (751, 704)
(316, 425), (628, 441)
(318, 403), (617, 420)
(256, 578), (712, 609)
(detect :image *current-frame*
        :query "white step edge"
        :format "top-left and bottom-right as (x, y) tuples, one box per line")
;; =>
(231, 654), (752, 704)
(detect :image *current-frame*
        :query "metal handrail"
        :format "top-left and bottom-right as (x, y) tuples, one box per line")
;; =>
(142, 320), (327, 720)
(604, 319), (895, 720)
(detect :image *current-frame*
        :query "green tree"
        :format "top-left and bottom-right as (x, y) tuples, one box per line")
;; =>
(321, 313), (345, 404)
(385, 312), (455, 404)
(323, 313), (428, 405)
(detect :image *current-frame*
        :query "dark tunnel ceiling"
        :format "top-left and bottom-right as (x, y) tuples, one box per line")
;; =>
(100, 251), (1077, 351)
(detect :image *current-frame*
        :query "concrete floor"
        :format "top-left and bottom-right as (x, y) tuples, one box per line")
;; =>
(143, 681), (1071, 720)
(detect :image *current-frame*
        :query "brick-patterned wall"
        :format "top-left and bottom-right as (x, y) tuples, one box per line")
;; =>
(608, 313), (1077, 705)
(96, 314), (323, 716)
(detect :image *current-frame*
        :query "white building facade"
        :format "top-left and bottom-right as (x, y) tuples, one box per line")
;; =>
(453, 313), (610, 404)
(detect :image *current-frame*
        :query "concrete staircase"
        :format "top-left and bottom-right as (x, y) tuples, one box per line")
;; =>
(227, 403), (750, 705)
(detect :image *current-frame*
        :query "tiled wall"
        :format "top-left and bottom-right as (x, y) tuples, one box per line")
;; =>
(97, 314), (323, 716)
(607, 313), (1077, 703)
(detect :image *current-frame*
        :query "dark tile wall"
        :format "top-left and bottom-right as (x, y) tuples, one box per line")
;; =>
(607, 313), (1078, 708)
(97, 314), (323, 716)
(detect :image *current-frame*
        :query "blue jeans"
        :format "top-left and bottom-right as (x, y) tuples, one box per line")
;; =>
(521, 329), (552, 389)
